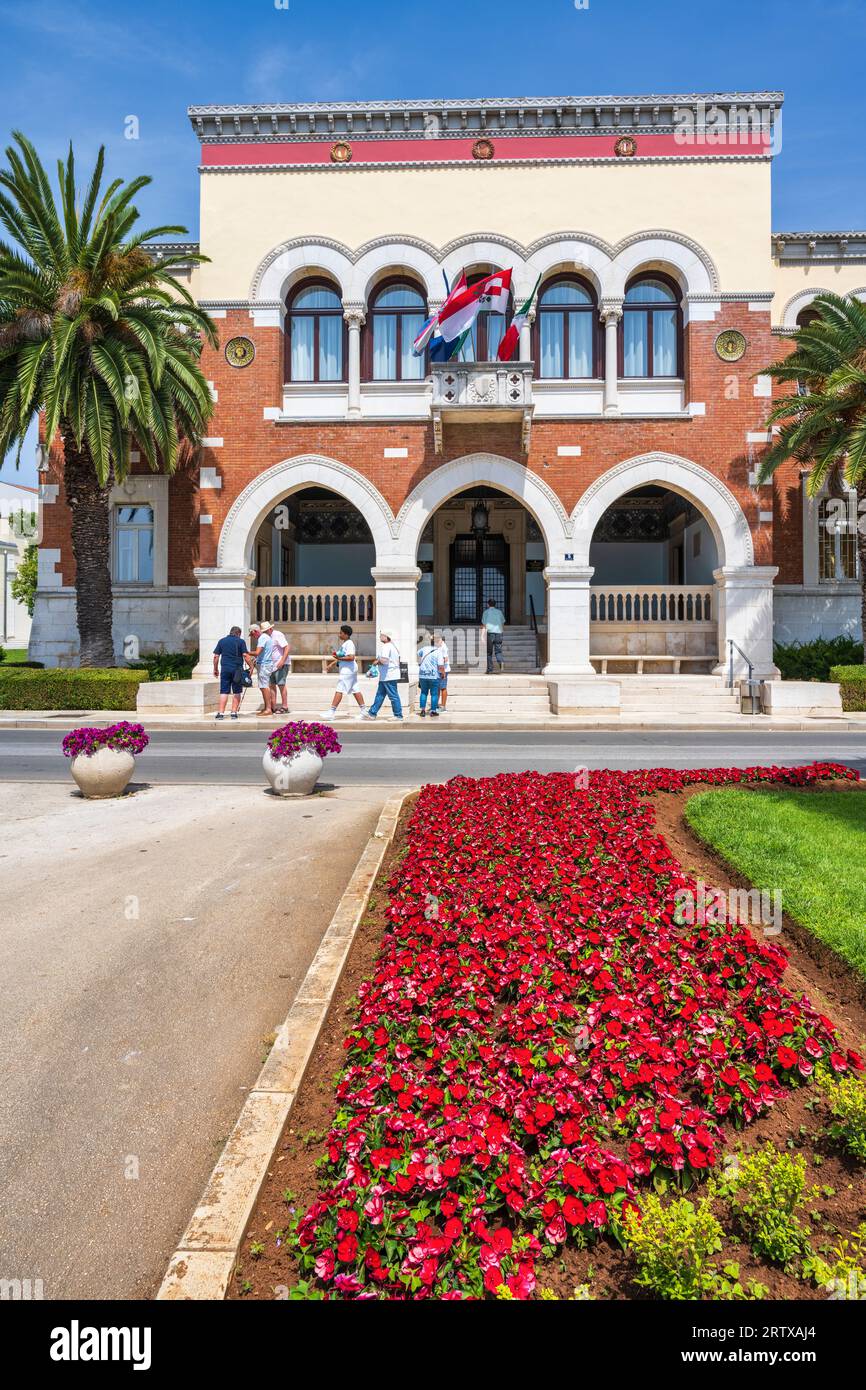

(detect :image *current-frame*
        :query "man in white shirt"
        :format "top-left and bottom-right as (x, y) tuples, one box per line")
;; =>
(361, 629), (403, 721)
(261, 621), (291, 714)
(323, 624), (367, 719)
(480, 597), (506, 674)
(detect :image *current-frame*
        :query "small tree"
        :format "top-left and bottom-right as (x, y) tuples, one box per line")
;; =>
(11, 540), (36, 615)
(758, 292), (866, 639)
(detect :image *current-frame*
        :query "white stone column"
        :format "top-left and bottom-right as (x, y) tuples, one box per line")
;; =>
(542, 565), (596, 676)
(193, 567), (255, 675)
(370, 565), (421, 677)
(344, 304), (365, 417)
(600, 300), (622, 416)
(713, 565), (780, 681)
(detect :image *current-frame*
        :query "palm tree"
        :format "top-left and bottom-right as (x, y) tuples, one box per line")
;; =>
(758, 292), (866, 641)
(0, 132), (217, 666)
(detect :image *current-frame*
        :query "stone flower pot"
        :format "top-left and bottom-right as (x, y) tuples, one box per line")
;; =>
(262, 746), (324, 798)
(70, 746), (136, 799)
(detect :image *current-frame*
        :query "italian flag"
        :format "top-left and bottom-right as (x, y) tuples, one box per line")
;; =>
(497, 273), (541, 362)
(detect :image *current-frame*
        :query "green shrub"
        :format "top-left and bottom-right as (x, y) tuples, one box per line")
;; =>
(816, 1066), (866, 1161)
(130, 651), (196, 682)
(830, 664), (866, 712)
(623, 1195), (766, 1300)
(0, 667), (147, 711)
(716, 1144), (810, 1266)
(802, 1221), (866, 1297)
(774, 636), (863, 682)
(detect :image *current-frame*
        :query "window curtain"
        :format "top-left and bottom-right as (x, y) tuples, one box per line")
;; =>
(290, 317), (314, 380)
(568, 312), (593, 377)
(318, 316), (342, 381)
(401, 312), (425, 379)
(373, 314), (397, 379)
(623, 313), (648, 377)
(652, 309), (677, 376)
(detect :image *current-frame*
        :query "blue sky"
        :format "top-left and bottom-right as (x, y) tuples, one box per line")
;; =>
(2, 0), (864, 483)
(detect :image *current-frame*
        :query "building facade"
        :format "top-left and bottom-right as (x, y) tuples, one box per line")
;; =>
(30, 92), (866, 687)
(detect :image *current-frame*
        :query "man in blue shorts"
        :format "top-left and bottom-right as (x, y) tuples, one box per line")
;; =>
(212, 625), (248, 720)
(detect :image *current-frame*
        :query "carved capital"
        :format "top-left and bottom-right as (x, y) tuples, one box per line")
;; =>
(600, 299), (624, 324)
(342, 302), (366, 328)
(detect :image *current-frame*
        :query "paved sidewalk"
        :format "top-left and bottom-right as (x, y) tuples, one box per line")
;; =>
(1, 708), (865, 732)
(0, 781), (393, 1300)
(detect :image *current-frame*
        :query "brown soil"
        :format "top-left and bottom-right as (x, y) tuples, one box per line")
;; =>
(228, 780), (866, 1301)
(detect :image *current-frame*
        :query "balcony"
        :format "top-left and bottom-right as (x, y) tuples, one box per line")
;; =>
(430, 361), (534, 453)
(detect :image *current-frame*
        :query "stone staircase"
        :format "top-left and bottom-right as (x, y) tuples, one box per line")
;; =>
(614, 674), (741, 719)
(444, 674), (551, 715)
(500, 626), (541, 673)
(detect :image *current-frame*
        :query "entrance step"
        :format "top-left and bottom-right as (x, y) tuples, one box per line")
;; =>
(614, 674), (740, 715)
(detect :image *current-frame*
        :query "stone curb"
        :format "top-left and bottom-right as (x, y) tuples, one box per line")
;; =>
(3, 714), (866, 733)
(155, 787), (412, 1301)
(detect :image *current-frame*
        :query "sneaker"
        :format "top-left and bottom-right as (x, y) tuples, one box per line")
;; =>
(320, 709), (336, 720)
(429, 711), (439, 718)
(360, 711), (376, 721)
(419, 708), (426, 718)
(230, 713), (239, 720)
(214, 713), (225, 720)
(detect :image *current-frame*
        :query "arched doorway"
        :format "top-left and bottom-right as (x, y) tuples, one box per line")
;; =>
(417, 485), (548, 671)
(588, 485), (719, 673)
(251, 486), (376, 657)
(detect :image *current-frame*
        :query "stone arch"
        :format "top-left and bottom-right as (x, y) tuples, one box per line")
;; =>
(604, 232), (719, 300)
(350, 240), (442, 305)
(251, 238), (354, 304)
(571, 451), (753, 568)
(217, 454), (397, 571)
(396, 452), (571, 565)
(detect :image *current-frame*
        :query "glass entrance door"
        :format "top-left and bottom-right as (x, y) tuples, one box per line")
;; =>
(450, 534), (509, 623)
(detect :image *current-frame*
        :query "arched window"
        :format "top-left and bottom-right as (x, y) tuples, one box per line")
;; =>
(365, 280), (428, 381)
(286, 280), (345, 382)
(796, 305), (821, 329)
(620, 274), (683, 378)
(534, 276), (599, 379)
(458, 270), (513, 362)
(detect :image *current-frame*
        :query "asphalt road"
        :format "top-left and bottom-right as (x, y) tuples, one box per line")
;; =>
(2, 727), (866, 783)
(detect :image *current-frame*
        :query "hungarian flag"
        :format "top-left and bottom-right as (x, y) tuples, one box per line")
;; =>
(497, 273), (541, 362)
(437, 267), (512, 345)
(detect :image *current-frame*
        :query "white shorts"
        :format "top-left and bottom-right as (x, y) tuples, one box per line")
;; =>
(336, 664), (358, 695)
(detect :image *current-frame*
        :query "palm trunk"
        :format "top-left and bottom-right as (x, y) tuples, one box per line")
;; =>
(62, 426), (115, 667)
(859, 479), (866, 657)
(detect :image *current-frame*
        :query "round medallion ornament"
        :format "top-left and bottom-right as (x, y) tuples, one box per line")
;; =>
(330, 140), (352, 164)
(614, 135), (637, 158)
(715, 329), (747, 363)
(225, 336), (255, 369)
(472, 138), (495, 161)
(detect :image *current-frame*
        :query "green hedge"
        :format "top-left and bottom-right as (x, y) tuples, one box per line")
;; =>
(0, 667), (148, 711)
(774, 636), (864, 682)
(830, 664), (866, 712)
(129, 651), (196, 682)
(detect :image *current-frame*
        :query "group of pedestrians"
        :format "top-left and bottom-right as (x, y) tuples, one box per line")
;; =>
(319, 626), (448, 721)
(211, 619), (290, 720)
(213, 606), (501, 722)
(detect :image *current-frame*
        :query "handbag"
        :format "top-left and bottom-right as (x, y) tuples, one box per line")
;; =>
(399, 661), (409, 683)
(240, 668), (253, 688)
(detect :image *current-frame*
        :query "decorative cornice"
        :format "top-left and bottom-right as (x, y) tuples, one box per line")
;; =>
(189, 92), (783, 144)
(773, 231), (866, 262)
(201, 152), (772, 177)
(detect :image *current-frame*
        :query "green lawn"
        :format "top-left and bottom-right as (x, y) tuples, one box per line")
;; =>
(684, 787), (866, 978)
(0, 648), (35, 664)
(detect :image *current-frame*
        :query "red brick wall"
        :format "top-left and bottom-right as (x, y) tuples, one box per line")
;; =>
(40, 306), (801, 585)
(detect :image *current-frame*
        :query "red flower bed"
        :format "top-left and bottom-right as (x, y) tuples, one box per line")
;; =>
(292, 764), (862, 1299)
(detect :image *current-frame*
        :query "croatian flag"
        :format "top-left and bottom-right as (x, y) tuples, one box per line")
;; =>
(437, 268), (512, 344)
